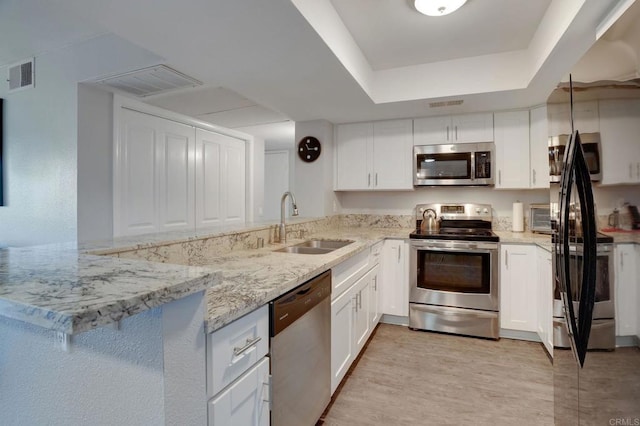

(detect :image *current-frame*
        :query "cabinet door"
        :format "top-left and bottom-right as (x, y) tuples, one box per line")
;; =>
(195, 129), (246, 228)
(380, 240), (409, 317)
(615, 244), (637, 336)
(157, 119), (196, 233)
(599, 99), (640, 185)
(353, 274), (371, 354)
(536, 247), (553, 355)
(452, 112), (494, 143)
(330, 287), (355, 395)
(500, 244), (537, 332)
(529, 106), (550, 188)
(547, 101), (599, 136)
(208, 357), (270, 426)
(369, 264), (381, 327)
(413, 116), (451, 145)
(372, 119), (413, 190)
(494, 111), (530, 189)
(115, 109), (195, 237)
(335, 123), (373, 190)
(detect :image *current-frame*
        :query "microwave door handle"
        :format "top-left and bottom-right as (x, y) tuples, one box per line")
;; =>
(470, 152), (476, 181)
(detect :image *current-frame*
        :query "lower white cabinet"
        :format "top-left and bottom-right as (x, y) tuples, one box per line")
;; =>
(500, 244), (537, 332)
(536, 247), (553, 355)
(330, 244), (382, 395)
(208, 357), (270, 426)
(207, 306), (270, 426)
(380, 239), (409, 317)
(615, 244), (638, 336)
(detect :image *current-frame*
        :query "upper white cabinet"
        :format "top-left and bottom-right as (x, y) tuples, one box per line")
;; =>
(500, 244), (537, 332)
(413, 112), (494, 144)
(547, 101), (599, 136)
(115, 106), (247, 237)
(115, 108), (195, 237)
(494, 111), (530, 189)
(529, 106), (550, 188)
(598, 99), (640, 185)
(196, 129), (246, 227)
(335, 119), (413, 191)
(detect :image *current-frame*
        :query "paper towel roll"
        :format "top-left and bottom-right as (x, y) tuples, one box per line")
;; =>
(512, 202), (524, 232)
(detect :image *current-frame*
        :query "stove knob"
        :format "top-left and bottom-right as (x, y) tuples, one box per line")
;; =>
(475, 208), (480, 214)
(483, 208), (489, 214)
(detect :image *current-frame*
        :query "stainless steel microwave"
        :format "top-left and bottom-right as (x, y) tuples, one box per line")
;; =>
(549, 132), (601, 182)
(413, 142), (495, 186)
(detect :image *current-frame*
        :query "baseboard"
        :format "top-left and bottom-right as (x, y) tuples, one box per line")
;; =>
(499, 329), (542, 342)
(380, 314), (409, 326)
(616, 335), (640, 348)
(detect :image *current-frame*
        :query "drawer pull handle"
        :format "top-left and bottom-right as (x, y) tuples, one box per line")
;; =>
(233, 336), (262, 357)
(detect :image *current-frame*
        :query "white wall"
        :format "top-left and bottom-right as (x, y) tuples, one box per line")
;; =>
(0, 291), (207, 426)
(337, 187), (550, 219)
(0, 34), (161, 247)
(77, 84), (113, 242)
(293, 120), (336, 217)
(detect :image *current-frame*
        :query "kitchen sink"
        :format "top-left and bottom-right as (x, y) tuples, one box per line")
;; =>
(273, 239), (354, 254)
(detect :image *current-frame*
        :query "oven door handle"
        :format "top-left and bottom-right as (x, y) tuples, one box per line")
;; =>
(410, 242), (497, 252)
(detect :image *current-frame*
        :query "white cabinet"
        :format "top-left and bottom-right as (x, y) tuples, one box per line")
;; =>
(536, 247), (553, 355)
(413, 112), (494, 144)
(380, 239), (409, 317)
(500, 244), (537, 332)
(598, 99), (640, 185)
(331, 283), (355, 394)
(196, 129), (246, 227)
(615, 244), (637, 336)
(335, 119), (413, 191)
(208, 357), (270, 426)
(115, 107), (247, 237)
(494, 111), (530, 189)
(636, 245), (640, 340)
(115, 108), (195, 237)
(330, 243), (383, 395)
(529, 106), (550, 188)
(353, 272), (372, 355)
(547, 101), (599, 136)
(207, 306), (270, 426)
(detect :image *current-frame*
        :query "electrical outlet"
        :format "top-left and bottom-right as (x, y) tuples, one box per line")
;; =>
(55, 331), (71, 351)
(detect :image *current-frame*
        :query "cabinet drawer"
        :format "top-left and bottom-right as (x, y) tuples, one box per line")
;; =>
(332, 250), (369, 300)
(207, 305), (269, 398)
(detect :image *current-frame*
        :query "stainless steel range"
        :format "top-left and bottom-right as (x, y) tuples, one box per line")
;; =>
(409, 203), (500, 339)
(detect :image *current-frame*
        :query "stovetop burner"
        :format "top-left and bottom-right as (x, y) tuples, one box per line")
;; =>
(410, 203), (500, 242)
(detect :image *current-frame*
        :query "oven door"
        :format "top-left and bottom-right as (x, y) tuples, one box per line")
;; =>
(410, 240), (499, 312)
(552, 243), (614, 319)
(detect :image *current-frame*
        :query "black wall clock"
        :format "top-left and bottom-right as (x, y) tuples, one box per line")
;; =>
(298, 136), (321, 163)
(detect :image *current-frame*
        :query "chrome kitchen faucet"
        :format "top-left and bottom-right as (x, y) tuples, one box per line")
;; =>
(279, 191), (299, 243)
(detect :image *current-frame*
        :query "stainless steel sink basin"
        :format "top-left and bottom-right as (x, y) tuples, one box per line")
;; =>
(273, 239), (354, 254)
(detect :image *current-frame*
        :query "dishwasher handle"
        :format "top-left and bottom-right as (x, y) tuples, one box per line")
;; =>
(270, 270), (332, 336)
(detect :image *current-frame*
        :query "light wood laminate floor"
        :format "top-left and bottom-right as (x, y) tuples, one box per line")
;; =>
(320, 324), (554, 425)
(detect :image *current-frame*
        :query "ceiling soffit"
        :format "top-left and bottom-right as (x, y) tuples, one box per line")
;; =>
(291, 0), (622, 105)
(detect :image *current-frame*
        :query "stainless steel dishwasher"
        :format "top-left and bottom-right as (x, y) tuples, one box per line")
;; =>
(270, 270), (331, 426)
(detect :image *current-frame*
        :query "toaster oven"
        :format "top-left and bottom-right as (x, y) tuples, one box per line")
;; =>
(530, 203), (552, 234)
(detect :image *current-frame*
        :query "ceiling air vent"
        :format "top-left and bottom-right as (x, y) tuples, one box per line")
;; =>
(94, 65), (202, 97)
(429, 100), (464, 108)
(7, 58), (35, 92)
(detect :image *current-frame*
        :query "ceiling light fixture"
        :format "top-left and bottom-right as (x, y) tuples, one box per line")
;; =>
(414, 0), (467, 16)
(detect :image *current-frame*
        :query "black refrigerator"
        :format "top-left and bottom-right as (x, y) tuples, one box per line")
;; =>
(552, 129), (640, 425)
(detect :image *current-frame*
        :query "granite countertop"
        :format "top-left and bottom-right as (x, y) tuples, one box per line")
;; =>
(195, 227), (412, 333)
(600, 229), (640, 244)
(0, 243), (221, 334)
(495, 230), (552, 251)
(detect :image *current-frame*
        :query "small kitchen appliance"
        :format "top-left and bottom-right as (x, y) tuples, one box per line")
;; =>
(628, 205), (640, 230)
(409, 203), (500, 339)
(413, 143), (494, 186)
(530, 203), (553, 234)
